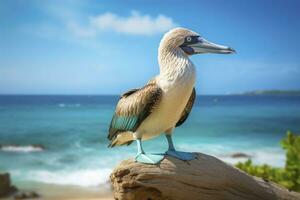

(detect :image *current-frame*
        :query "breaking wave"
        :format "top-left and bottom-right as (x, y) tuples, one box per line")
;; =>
(58, 103), (81, 108)
(17, 168), (112, 187)
(0, 145), (45, 153)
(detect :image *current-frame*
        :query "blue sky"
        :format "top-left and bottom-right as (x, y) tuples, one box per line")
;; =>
(0, 0), (300, 94)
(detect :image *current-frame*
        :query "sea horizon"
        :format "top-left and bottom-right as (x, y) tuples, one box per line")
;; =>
(1, 88), (300, 96)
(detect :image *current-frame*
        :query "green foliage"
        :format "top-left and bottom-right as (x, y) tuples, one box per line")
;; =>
(235, 131), (300, 192)
(281, 131), (300, 191)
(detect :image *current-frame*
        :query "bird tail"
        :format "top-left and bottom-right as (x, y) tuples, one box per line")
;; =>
(108, 131), (134, 148)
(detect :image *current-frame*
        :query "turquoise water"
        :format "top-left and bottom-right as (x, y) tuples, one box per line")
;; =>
(0, 95), (299, 187)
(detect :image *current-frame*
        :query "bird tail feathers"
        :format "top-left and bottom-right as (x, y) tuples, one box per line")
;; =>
(108, 131), (134, 148)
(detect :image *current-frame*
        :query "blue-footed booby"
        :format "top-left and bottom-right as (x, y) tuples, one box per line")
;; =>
(108, 27), (235, 164)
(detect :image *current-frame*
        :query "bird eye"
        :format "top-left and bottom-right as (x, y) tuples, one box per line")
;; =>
(186, 36), (192, 42)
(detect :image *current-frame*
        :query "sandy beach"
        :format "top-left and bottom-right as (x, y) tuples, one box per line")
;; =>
(2, 181), (113, 200)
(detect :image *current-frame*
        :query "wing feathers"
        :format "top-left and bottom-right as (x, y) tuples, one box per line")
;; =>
(108, 83), (162, 144)
(176, 88), (196, 127)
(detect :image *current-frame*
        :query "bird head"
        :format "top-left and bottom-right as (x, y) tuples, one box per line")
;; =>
(160, 27), (235, 55)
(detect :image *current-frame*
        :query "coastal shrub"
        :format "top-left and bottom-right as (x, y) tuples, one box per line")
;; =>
(235, 131), (300, 192)
(281, 131), (300, 191)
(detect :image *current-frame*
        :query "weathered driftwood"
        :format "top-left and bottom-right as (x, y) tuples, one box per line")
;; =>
(110, 153), (300, 200)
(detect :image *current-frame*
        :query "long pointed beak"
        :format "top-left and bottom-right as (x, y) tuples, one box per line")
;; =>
(190, 37), (235, 54)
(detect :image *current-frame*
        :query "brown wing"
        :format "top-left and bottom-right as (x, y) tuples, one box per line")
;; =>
(176, 88), (196, 127)
(108, 83), (162, 146)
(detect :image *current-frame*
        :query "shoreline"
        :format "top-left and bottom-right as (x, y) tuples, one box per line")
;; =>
(2, 181), (113, 200)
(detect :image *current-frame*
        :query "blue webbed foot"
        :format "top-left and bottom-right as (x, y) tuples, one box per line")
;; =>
(135, 153), (164, 164)
(165, 150), (196, 161)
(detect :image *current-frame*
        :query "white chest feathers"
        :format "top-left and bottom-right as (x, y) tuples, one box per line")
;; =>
(137, 55), (196, 140)
(156, 60), (196, 128)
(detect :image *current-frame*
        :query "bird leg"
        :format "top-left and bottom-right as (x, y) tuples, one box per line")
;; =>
(165, 134), (196, 161)
(135, 138), (164, 164)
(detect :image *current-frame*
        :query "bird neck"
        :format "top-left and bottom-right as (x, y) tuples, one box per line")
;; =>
(157, 45), (196, 86)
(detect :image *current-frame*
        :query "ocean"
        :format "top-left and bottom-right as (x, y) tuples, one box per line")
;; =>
(0, 95), (299, 188)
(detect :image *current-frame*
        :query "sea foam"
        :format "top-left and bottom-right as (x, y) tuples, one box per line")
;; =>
(178, 143), (285, 167)
(0, 145), (44, 153)
(24, 169), (112, 187)
(58, 103), (81, 108)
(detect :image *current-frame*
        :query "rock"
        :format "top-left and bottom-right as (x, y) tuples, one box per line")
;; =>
(28, 191), (39, 198)
(110, 153), (300, 200)
(10, 185), (18, 194)
(230, 152), (252, 158)
(14, 192), (27, 200)
(0, 173), (38, 200)
(31, 144), (45, 150)
(14, 191), (39, 200)
(0, 173), (17, 197)
(0, 173), (11, 197)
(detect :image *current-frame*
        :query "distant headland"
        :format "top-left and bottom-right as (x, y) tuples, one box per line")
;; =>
(238, 90), (300, 96)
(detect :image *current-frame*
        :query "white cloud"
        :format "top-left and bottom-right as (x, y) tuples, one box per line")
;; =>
(91, 11), (177, 35)
(68, 11), (177, 37)
(25, 2), (177, 38)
